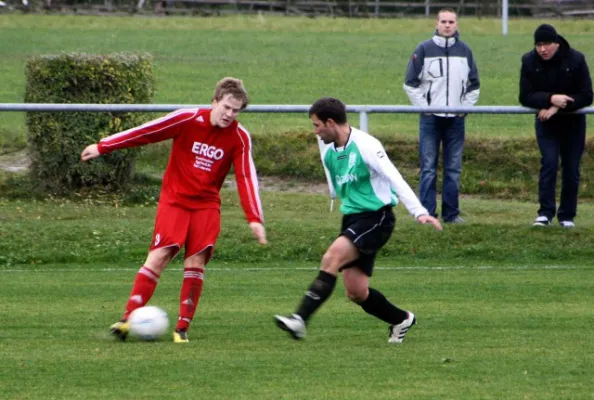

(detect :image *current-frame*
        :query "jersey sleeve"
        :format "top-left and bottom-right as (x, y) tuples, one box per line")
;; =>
(97, 109), (198, 154)
(232, 125), (264, 224)
(361, 138), (429, 218)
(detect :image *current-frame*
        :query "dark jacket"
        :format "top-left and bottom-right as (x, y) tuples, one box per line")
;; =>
(519, 35), (593, 120)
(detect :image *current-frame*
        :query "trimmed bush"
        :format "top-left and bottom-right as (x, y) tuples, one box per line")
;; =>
(24, 52), (155, 192)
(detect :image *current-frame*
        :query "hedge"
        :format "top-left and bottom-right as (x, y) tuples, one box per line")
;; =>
(24, 52), (155, 193)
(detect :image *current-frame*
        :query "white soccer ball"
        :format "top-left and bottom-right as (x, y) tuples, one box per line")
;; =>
(128, 306), (169, 341)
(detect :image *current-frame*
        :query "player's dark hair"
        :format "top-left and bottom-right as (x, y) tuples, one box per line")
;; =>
(213, 77), (249, 109)
(308, 97), (348, 124)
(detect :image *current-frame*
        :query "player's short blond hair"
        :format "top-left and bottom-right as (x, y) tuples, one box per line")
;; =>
(437, 7), (457, 20)
(213, 77), (249, 110)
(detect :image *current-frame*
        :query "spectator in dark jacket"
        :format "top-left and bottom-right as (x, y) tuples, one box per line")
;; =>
(519, 24), (593, 228)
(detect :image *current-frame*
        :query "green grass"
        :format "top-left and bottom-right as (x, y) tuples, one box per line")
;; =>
(1, 192), (593, 399)
(1, 264), (593, 399)
(1, 14), (594, 152)
(1, 191), (593, 267)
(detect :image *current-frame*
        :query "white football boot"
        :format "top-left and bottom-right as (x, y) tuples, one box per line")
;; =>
(388, 312), (416, 344)
(274, 314), (306, 340)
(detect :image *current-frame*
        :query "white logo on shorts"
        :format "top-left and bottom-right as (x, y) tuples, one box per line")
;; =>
(154, 233), (161, 247)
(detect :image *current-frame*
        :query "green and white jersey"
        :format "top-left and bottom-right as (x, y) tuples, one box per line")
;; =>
(320, 127), (428, 217)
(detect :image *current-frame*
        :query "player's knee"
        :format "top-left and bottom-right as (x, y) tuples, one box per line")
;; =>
(345, 289), (366, 304)
(145, 248), (175, 272)
(320, 252), (341, 274)
(185, 258), (206, 269)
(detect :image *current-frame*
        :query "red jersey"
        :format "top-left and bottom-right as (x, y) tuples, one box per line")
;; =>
(97, 108), (264, 224)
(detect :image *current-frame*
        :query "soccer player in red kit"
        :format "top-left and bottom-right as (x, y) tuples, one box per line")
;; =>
(81, 77), (267, 343)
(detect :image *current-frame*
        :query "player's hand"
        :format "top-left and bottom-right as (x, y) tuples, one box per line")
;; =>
(249, 222), (268, 245)
(417, 215), (443, 231)
(550, 94), (574, 109)
(81, 144), (100, 161)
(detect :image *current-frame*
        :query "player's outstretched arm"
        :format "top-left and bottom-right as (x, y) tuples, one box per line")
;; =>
(81, 144), (100, 162)
(417, 215), (443, 231)
(249, 222), (268, 245)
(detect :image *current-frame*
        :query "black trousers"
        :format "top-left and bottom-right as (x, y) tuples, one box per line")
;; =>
(535, 115), (586, 222)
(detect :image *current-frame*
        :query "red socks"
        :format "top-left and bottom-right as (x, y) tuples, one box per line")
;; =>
(176, 267), (205, 331)
(123, 266), (160, 320)
(121, 265), (205, 332)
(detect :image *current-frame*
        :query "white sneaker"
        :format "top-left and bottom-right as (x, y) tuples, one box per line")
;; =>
(388, 312), (416, 344)
(274, 314), (306, 340)
(559, 220), (575, 228)
(532, 216), (551, 226)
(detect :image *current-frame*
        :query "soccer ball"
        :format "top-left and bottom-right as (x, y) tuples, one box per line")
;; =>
(128, 306), (169, 341)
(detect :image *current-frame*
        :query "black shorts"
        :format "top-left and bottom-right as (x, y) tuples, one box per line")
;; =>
(339, 206), (395, 277)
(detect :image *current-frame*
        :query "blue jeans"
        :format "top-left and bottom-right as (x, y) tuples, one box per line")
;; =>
(535, 116), (586, 222)
(418, 114), (465, 221)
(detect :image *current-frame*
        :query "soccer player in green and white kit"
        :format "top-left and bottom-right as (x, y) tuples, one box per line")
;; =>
(275, 97), (442, 344)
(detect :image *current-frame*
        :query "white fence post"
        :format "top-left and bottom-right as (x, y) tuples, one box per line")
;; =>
(359, 111), (369, 132)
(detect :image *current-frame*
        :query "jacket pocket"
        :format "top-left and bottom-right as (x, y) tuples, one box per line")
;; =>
(427, 58), (444, 79)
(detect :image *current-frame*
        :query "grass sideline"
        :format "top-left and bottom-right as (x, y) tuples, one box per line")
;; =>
(1, 14), (594, 152)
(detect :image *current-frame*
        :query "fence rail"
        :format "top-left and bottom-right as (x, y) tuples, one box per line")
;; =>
(2, 103), (594, 132)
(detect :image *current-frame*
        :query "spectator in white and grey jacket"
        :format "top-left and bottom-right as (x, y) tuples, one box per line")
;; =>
(403, 7), (480, 224)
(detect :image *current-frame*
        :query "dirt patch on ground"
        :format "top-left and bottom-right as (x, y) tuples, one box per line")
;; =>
(0, 150), (30, 173)
(226, 176), (329, 195)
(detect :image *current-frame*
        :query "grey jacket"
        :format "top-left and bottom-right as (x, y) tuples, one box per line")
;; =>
(404, 31), (480, 117)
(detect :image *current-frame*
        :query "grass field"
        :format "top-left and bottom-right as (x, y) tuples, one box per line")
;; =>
(1, 191), (593, 399)
(1, 15), (594, 152)
(2, 264), (593, 399)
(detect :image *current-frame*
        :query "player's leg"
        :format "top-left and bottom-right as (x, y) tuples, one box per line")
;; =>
(172, 251), (208, 343)
(275, 235), (358, 339)
(123, 247), (176, 318)
(341, 206), (414, 343)
(109, 247), (178, 341)
(297, 235), (358, 319)
(173, 208), (221, 343)
(110, 203), (189, 341)
(343, 267), (415, 344)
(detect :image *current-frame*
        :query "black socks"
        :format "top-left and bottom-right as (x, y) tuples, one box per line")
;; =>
(295, 270), (337, 322)
(360, 287), (408, 325)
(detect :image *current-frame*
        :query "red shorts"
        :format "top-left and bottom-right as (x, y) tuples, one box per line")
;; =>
(149, 202), (221, 262)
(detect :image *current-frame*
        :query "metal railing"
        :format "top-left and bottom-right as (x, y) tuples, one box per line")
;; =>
(2, 103), (594, 132)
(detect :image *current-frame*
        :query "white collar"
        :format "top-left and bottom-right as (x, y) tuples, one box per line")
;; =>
(432, 35), (457, 48)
